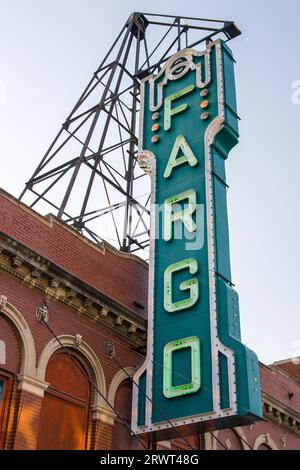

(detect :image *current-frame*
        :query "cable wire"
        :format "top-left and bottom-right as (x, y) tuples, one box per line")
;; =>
(40, 318), (148, 450)
(107, 351), (197, 451)
(110, 349), (230, 450)
(43, 304), (258, 449)
(43, 304), (257, 449)
(151, 356), (255, 449)
(151, 358), (255, 450)
(210, 432), (228, 450)
(40, 311), (229, 450)
(40, 300), (259, 450)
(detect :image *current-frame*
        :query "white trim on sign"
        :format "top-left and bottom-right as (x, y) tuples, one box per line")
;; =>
(132, 39), (237, 435)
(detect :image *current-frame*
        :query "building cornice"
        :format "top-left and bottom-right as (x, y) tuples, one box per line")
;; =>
(0, 232), (146, 348)
(0, 188), (148, 268)
(261, 361), (300, 388)
(262, 392), (300, 436)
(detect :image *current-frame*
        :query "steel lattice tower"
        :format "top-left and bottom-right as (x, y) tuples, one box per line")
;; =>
(19, 12), (240, 256)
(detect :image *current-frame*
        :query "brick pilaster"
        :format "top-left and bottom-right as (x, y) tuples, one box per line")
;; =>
(13, 391), (43, 450)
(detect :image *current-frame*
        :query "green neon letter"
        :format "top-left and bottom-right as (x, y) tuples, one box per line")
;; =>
(164, 134), (198, 178)
(163, 336), (201, 399)
(164, 84), (195, 131)
(164, 189), (196, 242)
(164, 258), (198, 312)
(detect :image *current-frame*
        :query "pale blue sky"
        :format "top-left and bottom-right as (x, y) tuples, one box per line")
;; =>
(1, 0), (300, 364)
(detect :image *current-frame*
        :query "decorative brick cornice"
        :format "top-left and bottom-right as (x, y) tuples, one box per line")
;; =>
(17, 375), (49, 398)
(0, 188), (148, 268)
(0, 233), (147, 348)
(262, 393), (300, 435)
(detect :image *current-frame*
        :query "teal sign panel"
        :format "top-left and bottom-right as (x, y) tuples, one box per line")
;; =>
(132, 40), (262, 439)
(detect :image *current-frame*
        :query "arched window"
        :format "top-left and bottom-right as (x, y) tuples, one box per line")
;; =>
(257, 443), (272, 450)
(0, 313), (23, 449)
(112, 379), (135, 450)
(253, 433), (278, 450)
(37, 352), (91, 450)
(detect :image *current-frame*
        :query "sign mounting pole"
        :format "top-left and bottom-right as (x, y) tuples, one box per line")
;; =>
(19, 13), (242, 257)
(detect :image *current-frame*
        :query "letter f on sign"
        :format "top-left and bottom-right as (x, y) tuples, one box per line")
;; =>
(164, 85), (195, 131)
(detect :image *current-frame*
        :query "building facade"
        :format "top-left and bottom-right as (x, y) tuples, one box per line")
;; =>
(0, 189), (299, 450)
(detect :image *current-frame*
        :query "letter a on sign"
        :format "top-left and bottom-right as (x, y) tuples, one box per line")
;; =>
(164, 135), (198, 178)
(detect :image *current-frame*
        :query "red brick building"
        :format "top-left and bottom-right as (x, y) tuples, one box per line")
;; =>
(0, 188), (299, 450)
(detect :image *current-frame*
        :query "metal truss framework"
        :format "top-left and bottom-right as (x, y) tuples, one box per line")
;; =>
(20, 12), (240, 257)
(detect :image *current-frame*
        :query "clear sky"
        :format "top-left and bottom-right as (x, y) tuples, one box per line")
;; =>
(1, 0), (300, 365)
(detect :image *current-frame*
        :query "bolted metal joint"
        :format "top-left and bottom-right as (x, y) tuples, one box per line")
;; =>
(36, 304), (49, 324)
(105, 341), (115, 358)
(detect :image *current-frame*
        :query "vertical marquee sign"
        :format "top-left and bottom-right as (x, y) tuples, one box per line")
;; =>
(132, 39), (262, 439)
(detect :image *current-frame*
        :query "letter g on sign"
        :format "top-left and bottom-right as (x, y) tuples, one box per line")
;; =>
(164, 258), (199, 312)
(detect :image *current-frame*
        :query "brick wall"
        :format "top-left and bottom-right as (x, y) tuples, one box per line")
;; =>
(0, 189), (148, 318)
(0, 316), (21, 374)
(274, 361), (300, 383)
(0, 188), (299, 450)
(0, 271), (144, 390)
(260, 363), (300, 414)
(13, 391), (43, 450)
(94, 421), (113, 450)
(0, 269), (145, 449)
(0, 189), (149, 450)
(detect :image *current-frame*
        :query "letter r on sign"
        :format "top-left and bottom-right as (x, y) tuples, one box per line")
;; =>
(164, 189), (197, 242)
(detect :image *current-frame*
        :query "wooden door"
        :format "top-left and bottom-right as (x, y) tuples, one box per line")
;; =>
(37, 353), (90, 450)
(0, 371), (13, 449)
